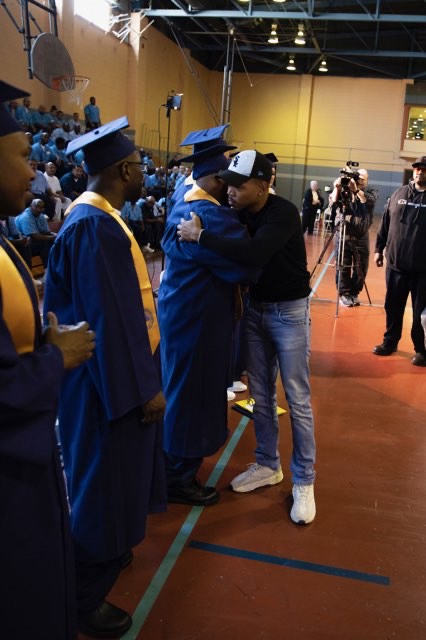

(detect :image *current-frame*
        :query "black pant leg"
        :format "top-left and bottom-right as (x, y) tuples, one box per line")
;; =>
(383, 268), (409, 347)
(351, 233), (370, 295)
(75, 556), (122, 613)
(409, 272), (426, 353)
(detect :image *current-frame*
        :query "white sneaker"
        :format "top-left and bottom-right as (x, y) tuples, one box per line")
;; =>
(290, 484), (316, 524)
(228, 381), (247, 393)
(231, 463), (283, 493)
(339, 295), (353, 307)
(142, 245), (155, 253)
(227, 390), (236, 402)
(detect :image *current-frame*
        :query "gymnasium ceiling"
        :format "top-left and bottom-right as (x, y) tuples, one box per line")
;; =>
(138, 0), (426, 80)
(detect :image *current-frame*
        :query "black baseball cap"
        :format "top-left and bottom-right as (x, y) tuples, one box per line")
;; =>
(412, 156), (426, 168)
(217, 150), (272, 186)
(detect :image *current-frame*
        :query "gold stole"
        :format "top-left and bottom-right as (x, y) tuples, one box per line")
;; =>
(66, 192), (160, 354)
(183, 184), (242, 321)
(0, 240), (36, 354)
(184, 184), (220, 206)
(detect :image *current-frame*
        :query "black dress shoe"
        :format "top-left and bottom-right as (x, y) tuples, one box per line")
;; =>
(412, 352), (426, 367)
(78, 601), (132, 638)
(168, 478), (219, 506)
(373, 343), (397, 356)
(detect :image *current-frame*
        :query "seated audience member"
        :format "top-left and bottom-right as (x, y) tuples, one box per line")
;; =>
(60, 164), (87, 201)
(31, 130), (54, 164)
(0, 215), (32, 268)
(174, 166), (191, 190)
(142, 195), (164, 250)
(31, 104), (52, 131)
(15, 199), (56, 267)
(50, 136), (70, 177)
(15, 96), (34, 131)
(121, 199), (145, 250)
(44, 162), (72, 220)
(68, 112), (82, 139)
(29, 159), (56, 220)
(143, 150), (155, 169)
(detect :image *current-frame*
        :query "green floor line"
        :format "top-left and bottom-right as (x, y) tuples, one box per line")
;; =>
(122, 416), (250, 639)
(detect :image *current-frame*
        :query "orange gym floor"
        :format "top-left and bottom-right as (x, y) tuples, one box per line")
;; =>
(77, 222), (426, 640)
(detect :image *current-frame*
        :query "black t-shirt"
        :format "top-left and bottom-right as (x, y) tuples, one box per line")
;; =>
(199, 193), (311, 302)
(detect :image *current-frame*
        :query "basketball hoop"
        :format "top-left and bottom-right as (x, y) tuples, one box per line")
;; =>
(52, 75), (90, 107)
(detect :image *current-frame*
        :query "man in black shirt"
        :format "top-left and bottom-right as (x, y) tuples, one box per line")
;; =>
(373, 156), (426, 365)
(178, 150), (316, 525)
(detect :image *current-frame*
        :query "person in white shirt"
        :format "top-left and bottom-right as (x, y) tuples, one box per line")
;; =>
(44, 162), (72, 221)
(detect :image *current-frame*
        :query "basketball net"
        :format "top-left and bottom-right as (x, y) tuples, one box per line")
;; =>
(51, 75), (90, 107)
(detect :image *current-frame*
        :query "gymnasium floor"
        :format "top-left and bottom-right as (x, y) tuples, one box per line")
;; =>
(79, 223), (426, 640)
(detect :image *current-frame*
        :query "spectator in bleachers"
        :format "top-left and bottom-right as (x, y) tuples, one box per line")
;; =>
(31, 130), (54, 164)
(50, 136), (70, 177)
(174, 166), (191, 190)
(142, 195), (164, 250)
(121, 198), (147, 251)
(15, 199), (56, 267)
(143, 150), (155, 169)
(29, 159), (56, 220)
(0, 215), (32, 268)
(15, 96), (34, 131)
(68, 112), (82, 139)
(60, 164), (87, 201)
(84, 96), (101, 131)
(32, 104), (53, 131)
(44, 162), (72, 220)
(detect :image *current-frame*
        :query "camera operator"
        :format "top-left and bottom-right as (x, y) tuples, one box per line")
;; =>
(331, 168), (372, 307)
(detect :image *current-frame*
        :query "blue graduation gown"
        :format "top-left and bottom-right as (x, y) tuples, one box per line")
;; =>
(158, 190), (259, 458)
(0, 236), (77, 640)
(43, 204), (167, 563)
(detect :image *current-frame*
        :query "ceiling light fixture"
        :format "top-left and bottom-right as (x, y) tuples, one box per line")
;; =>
(286, 56), (296, 71)
(268, 23), (278, 44)
(319, 58), (328, 72)
(294, 23), (305, 46)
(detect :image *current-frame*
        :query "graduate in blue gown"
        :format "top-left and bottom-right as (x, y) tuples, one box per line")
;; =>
(158, 126), (259, 506)
(44, 117), (167, 639)
(0, 80), (95, 640)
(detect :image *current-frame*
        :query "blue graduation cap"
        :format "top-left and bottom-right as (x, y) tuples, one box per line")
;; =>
(179, 124), (236, 179)
(66, 116), (136, 174)
(0, 80), (29, 137)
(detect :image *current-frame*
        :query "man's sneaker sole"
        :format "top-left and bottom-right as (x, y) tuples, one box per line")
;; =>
(231, 468), (284, 493)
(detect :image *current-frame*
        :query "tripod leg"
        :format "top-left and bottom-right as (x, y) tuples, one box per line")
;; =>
(364, 279), (372, 305)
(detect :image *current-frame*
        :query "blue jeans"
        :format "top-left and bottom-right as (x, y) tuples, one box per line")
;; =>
(245, 297), (316, 485)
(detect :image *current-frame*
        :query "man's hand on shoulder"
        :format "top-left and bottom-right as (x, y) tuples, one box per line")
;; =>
(177, 212), (202, 243)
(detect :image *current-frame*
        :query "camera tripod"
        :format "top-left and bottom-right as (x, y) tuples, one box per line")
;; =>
(310, 213), (372, 317)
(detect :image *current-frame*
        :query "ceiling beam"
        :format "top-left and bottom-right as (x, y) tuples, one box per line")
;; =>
(144, 10), (426, 23)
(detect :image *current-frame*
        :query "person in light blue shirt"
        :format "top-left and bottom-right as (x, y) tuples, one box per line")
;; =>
(15, 199), (56, 266)
(15, 96), (34, 131)
(31, 105), (53, 131)
(31, 131), (54, 163)
(84, 97), (101, 131)
(121, 200), (145, 249)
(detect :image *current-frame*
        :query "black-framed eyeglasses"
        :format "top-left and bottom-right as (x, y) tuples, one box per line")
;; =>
(119, 161), (145, 171)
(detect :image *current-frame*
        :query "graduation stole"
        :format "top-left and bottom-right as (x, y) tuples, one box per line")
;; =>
(0, 238), (37, 354)
(183, 184), (242, 321)
(184, 184), (221, 206)
(66, 192), (160, 354)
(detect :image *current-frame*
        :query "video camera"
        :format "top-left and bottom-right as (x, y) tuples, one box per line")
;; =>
(340, 161), (360, 187)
